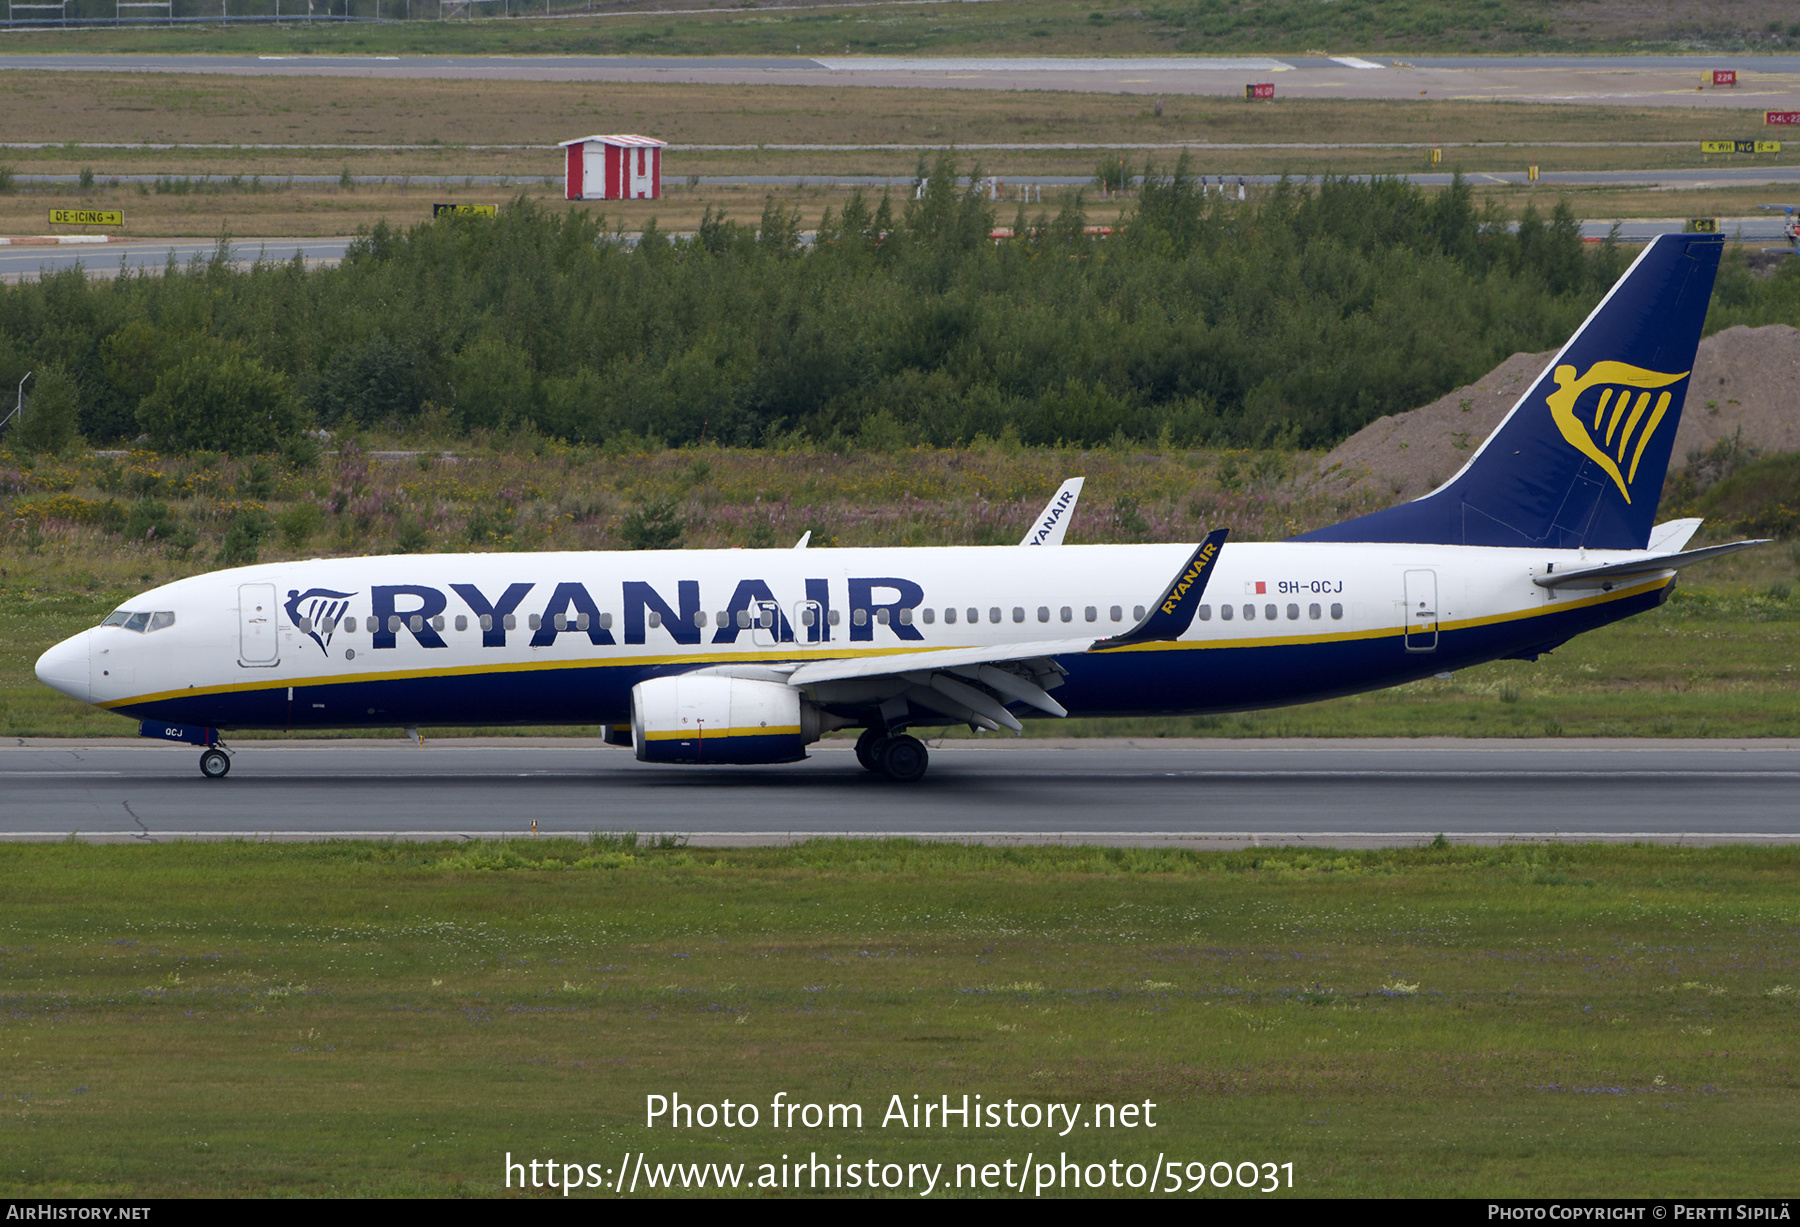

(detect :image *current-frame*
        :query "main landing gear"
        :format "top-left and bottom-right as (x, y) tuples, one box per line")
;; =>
(199, 744), (232, 779)
(854, 727), (929, 783)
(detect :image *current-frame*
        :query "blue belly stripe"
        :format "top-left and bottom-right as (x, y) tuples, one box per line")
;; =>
(109, 584), (1669, 730)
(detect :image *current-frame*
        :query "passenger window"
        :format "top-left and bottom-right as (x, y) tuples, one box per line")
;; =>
(829, 609), (841, 626)
(1308, 604), (1321, 620)
(322, 617), (338, 634)
(101, 610), (132, 628)
(343, 617), (358, 633)
(853, 609), (868, 627)
(1243, 605), (1255, 621)
(124, 612), (151, 633)
(1012, 607), (1025, 623)
(1330, 603), (1344, 620)
(800, 608), (816, 627)
(599, 613), (613, 630)
(1284, 604), (1296, 620)
(296, 616), (313, 634)
(1085, 606), (1097, 622)
(944, 607), (956, 624)
(457, 615), (469, 632)
(989, 607), (1002, 624)
(921, 608), (935, 625)
(647, 611), (661, 629)
(578, 613), (590, 631)
(1221, 604), (1234, 621)
(529, 613), (543, 630)
(410, 615), (425, 633)
(1265, 604), (1277, 621)
(1060, 606), (1072, 623)
(1110, 605), (1122, 622)
(1198, 605), (1211, 621)
(504, 614), (516, 631)
(1134, 606), (1146, 622)
(967, 608), (979, 624)
(899, 608), (913, 626)
(554, 614), (568, 631)
(695, 611), (708, 628)
(876, 609), (890, 625)
(479, 614), (493, 632)
(1037, 606), (1049, 623)
(388, 615), (402, 633)
(432, 615), (445, 631)
(737, 610), (751, 629)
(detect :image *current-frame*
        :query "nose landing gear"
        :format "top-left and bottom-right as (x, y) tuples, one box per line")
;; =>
(199, 745), (232, 779)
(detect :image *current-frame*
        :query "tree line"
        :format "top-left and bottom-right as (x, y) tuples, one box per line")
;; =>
(2, 156), (1793, 459)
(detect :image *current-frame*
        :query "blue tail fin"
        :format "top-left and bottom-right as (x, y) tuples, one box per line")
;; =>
(1298, 234), (1722, 550)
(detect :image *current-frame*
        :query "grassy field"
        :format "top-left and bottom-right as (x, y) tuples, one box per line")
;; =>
(3, 0), (1799, 57)
(4, 443), (1796, 740)
(2, 76), (1791, 238)
(2, 838), (1797, 1197)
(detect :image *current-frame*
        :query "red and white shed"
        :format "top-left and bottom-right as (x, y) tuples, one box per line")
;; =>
(560, 134), (666, 201)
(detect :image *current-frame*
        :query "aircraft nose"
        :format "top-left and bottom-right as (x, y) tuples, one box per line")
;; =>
(35, 631), (92, 704)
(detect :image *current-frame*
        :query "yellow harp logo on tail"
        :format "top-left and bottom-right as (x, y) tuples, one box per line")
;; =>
(1545, 361), (1689, 503)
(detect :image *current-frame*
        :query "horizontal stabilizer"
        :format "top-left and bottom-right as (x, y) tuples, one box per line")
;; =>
(1534, 539), (1770, 590)
(1093, 529), (1228, 650)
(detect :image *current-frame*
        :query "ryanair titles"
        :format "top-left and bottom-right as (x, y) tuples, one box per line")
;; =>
(283, 576), (927, 655)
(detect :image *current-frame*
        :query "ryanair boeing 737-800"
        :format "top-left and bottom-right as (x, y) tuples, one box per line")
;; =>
(33, 234), (1765, 781)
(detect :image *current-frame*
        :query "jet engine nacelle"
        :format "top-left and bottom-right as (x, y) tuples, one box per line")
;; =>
(631, 674), (818, 764)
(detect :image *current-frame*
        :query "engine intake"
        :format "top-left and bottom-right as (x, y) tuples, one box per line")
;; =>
(631, 674), (819, 764)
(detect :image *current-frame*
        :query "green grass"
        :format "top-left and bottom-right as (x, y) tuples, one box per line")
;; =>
(2, 838), (1797, 1196)
(4, 0), (1799, 58)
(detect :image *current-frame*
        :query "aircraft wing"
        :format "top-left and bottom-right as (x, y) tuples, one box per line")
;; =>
(786, 639), (1096, 687)
(784, 531), (1227, 733)
(1533, 539), (1769, 590)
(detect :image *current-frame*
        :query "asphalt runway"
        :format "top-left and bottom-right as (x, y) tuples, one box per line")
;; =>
(0, 52), (1797, 107)
(6, 737), (1798, 846)
(0, 237), (349, 281)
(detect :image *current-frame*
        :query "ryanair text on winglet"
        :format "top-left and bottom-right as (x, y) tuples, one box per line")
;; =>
(1160, 541), (1218, 615)
(49, 209), (123, 226)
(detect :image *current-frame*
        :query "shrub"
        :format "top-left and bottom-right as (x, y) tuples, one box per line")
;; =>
(7, 364), (85, 458)
(137, 342), (305, 455)
(619, 497), (683, 550)
(216, 506), (274, 567)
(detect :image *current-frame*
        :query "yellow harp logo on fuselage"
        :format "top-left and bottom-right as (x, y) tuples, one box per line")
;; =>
(1545, 361), (1689, 503)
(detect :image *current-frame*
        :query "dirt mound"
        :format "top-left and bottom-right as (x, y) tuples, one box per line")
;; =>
(1299, 324), (1800, 506)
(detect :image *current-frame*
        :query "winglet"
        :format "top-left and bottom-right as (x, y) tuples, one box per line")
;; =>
(1020, 477), (1085, 546)
(1093, 529), (1228, 650)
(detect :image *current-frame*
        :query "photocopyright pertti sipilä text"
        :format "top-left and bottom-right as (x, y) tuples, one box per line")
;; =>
(503, 1091), (1295, 1196)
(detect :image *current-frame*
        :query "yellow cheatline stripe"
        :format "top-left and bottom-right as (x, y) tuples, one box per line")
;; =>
(641, 725), (802, 741)
(100, 576), (1670, 709)
(98, 640), (954, 709)
(1089, 574), (1669, 654)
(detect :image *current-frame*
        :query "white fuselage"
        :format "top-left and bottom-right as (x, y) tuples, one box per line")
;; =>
(36, 540), (1674, 732)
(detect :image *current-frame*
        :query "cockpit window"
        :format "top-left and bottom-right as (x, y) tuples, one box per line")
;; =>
(100, 610), (176, 633)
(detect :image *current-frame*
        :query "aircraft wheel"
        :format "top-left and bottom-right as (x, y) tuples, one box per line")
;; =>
(854, 727), (888, 773)
(199, 749), (231, 779)
(878, 735), (929, 783)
